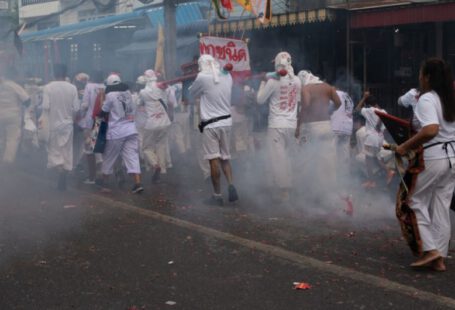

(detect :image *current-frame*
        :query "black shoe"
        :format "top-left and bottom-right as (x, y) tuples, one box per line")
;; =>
(132, 183), (144, 194)
(152, 167), (161, 184)
(204, 195), (224, 206)
(228, 184), (239, 202)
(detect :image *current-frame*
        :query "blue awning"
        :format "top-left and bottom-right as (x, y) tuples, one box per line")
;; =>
(21, 2), (205, 42)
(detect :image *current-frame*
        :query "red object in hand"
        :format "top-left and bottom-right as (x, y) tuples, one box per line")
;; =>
(224, 63), (234, 72)
(156, 82), (168, 89)
(277, 69), (288, 77)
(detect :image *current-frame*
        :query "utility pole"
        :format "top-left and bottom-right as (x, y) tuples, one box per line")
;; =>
(164, 0), (177, 79)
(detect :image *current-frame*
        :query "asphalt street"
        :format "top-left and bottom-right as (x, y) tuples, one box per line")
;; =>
(0, 158), (454, 309)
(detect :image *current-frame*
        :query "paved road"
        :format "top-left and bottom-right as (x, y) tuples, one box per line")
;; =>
(0, 162), (454, 309)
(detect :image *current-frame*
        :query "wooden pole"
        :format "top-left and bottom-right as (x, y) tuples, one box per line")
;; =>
(164, 0), (177, 79)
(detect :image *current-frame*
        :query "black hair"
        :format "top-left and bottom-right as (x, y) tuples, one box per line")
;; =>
(91, 70), (104, 83)
(420, 58), (455, 122)
(365, 95), (378, 107)
(53, 64), (67, 79)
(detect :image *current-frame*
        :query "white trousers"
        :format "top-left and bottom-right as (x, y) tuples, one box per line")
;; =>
(102, 134), (141, 175)
(142, 127), (169, 173)
(0, 115), (21, 164)
(267, 128), (295, 189)
(410, 157), (455, 257)
(48, 126), (74, 171)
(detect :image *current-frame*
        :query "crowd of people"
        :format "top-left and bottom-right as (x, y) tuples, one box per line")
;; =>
(0, 53), (454, 271)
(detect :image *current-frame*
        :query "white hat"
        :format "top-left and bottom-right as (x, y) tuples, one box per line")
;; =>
(106, 74), (121, 86)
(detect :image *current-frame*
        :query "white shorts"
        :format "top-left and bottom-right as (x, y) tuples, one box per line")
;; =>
(202, 126), (231, 160)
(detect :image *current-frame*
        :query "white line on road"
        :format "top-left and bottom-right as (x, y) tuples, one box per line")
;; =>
(86, 193), (455, 309)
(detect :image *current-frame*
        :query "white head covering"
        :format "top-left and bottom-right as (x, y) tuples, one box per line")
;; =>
(144, 69), (157, 82)
(274, 52), (294, 78)
(75, 72), (90, 83)
(106, 74), (121, 86)
(136, 75), (147, 85)
(198, 54), (221, 84)
(298, 70), (323, 86)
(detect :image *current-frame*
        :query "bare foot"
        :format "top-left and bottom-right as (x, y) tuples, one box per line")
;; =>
(410, 250), (441, 267)
(431, 257), (446, 272)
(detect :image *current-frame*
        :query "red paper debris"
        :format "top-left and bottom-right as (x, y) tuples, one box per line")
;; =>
(293, 282), (312, 290)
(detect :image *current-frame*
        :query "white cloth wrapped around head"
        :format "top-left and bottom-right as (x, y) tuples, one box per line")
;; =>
(136, 75), (147, 85)
(106, 74), (121, 86)
(298, 70), (323, 86)
(274, 52), (294, 77)
(198, 54), (221, 84)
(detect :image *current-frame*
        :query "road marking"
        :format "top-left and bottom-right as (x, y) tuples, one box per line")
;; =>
(87, 193), (455, 309)
(21, 172), (455, 308)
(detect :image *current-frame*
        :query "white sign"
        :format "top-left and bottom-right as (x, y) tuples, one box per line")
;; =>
(199, 36), (250, 73)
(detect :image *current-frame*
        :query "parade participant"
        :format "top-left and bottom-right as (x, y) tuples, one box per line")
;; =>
(79, 71), (105, 184)
(190, 54), (239, 206)
(257, 52), (301, 202)
(40, 64), (79, 190)
(330, 89), (354, 183)
(395, 58), (455, 271)
(355, 92), (393, 188)
(139, 69), (172, 183)
(0, 67), (30, 165)
(99, 74), (143, 194)
(295, 70), (341, 188)
(398, 88), (419, 110)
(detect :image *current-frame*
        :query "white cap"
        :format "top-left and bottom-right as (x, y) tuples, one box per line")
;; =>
(198, 54), (220, 84)
(274, 52), (294, 77)
(106, 74), (121, 86)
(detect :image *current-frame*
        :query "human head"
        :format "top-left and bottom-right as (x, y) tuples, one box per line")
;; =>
(198, 54), (220, 83)
(419, 58), (455, 122)
(298, 70), (322, 86)
(364, 95), (379, 108)
(53, 64), (67, 80)
(106, 74), (121, 86)
(274, 52), (294, 77)
(91, 70), (104, 84)
(144, 69), (157, 82)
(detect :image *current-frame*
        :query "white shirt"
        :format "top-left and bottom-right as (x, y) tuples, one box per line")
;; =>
(415, 91), (455, 160)
(102, 90), (137, 140)
(330, 90), (354, 135)
(361, 107), (386, 134)
(189, 72), (233, 129)
(256, 75), (301, 129)
(0, 79), (30, 120)
(139, 86), (171, 130)
(398, 88), (419, 110)
(79, 82), (105, 129)
(42, 81), (79, 131)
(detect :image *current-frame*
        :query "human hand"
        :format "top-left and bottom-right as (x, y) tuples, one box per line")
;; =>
(395, 144), (407, 156)
(363, 91), (370, 99)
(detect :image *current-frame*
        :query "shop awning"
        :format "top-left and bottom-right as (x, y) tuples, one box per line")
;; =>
(208, 8), (336, 35)
(350, 2), (455, 29)
(20, 2), (204, 42)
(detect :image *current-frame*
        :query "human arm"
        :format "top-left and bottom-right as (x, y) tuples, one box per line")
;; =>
(295, 87), (311, 138)
(256, 79), (275, 105)
(355, 91), (370, 112)
(396, 125), (438, 155)
(188, 76), (204, 99)
(330, 86), (342, 109)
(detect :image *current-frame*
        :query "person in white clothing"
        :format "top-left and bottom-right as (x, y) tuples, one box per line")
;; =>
(99, 74), (143, 194)
(330, 90), (354, 184)
(398, 88), (419, 110)
(396, 58), (455, 271)
(0, 71), (30, 166)
(139, 69), (172, 183)
(78, 71), (105, 183)
(190, 54), (239, 206)
(355, 92), (393, 188)
(257, 52), (301, 202)
(40, 64), (80, 190)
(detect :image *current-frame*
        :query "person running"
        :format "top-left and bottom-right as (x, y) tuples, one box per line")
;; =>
(98, 74), (143, 194)
(190, 54), (239, 206)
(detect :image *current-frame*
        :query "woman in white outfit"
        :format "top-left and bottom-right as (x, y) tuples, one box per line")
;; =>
(396, 58), (455, 271)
